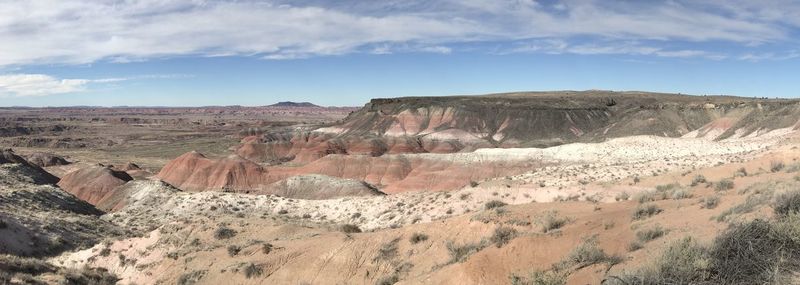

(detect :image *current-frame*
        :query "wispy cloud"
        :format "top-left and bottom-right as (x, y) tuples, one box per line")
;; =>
(0, 73), (192, 97)
(0, 0), (797, 65)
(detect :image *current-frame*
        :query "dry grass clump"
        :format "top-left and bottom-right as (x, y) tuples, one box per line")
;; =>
(485, 200), (507, 210)
(538, 210), (571, 233)
(214, 226), (236, 239)
(445, 240), (488, 264)
(609, 214), (800, 285)
(409, 233), (429, 244)
(700, 195), (720, 209)
(771, 160), (785, 173)
(636, 225), (668, 242)
(243, 263), (264, 278)
(510, 270), (567, 285)
(632, 204), (663, 220)
(715, 183), (775, 222)
(714, 179), (734, 191)
(773, 189), (800, 217)
(374, 238), (399, 262)
(557, 237), (622, 270)
(177, 270), (207, 285)
(734, 167), (748, 177)
(490, 227), (518, 248)
(339, 224), (362, 233)
(690, 175), (707, 187)
(614, 192), (629, 201)
(227, 245), (241, 256)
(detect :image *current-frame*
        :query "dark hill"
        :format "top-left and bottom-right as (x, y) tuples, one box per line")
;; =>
(268, 101), (321, 108)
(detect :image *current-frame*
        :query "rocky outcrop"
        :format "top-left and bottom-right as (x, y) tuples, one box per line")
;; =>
(57, 166), (133, 205)
(24, 152), (70, 167)
(0, 149), (60, 184)
(254, 174), (384, 199)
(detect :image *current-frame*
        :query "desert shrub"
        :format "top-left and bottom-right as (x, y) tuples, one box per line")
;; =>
(177, 270), (207, 285)
(227, 245), (241, 256)
(690, 175), (707, 186)
(0, 254), (56, 275)
(510, 270), (567, 285)
(62, 267), (119, 285)
(376, 274), (400, 285)
(633, 176), (641, 184)
(614, 192), (629, 201)
(771, 160), (785, 173)
(714, 179), (734, 191)
(374, 239), (399, 262)
(243, 263), (263, 278)
(656, 183), (681, 192)
(99, 248), (111, 257)
(445, 240), (487, 264)
(711, 219), (800, 284)
(539, 210), (570, 233)
(734, 167), (748, 177)
(558, 237), (619, 270)
(716, 187), (774, 222)
(701, 195), (720, 209)
(636, 225), (668, 242)
(773, 190), (800, 217)
(214, 226), (236, 239)
(409, 233), (429, 244)
(339, 224), (362, 233)
(627, 241), (643, 252)
(301, 213), (311, 219)
(670, 189), (693, 200)
(609, 237), (711, 285)
(634, 191), (657, 204)
(610, 217), (800, 285)
(470, 181), (479, 187)
(261, 243), (273, 254)
(490, 227), (518, 248)
(484, 200), (507, 210)
(277, 209), (288, 215)
(632, 204), (663, 220)
(785, 163), (800, 173)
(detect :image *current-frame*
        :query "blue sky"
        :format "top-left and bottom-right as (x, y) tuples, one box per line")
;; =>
(1, 0), (799, 107)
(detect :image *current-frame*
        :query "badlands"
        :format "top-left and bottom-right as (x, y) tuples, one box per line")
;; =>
(2, 91), (800, 284)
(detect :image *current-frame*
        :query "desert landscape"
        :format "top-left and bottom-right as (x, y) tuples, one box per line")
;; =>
(2, 91), (800, 284)
(3, 1), (800, 284)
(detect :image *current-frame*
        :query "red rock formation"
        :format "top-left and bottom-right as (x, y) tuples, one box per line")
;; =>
(57, 166), (133, 205)
(156, 151), (269, 192)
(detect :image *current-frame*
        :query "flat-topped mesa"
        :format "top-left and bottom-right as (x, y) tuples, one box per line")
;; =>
(237, 91), (800, 164)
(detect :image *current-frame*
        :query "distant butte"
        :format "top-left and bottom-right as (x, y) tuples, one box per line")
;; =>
(267, 101), (321, 108)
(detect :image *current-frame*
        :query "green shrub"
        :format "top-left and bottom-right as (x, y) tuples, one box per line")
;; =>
(632, 204), (663, 220)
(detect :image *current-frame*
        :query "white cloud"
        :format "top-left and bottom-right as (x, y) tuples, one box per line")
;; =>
(0, 0), (796, 65)
(0, 73), (192, 97)
(0, 74), (88, 97)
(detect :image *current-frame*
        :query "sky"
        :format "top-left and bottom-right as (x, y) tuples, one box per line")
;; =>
(0, 0), (799, 107)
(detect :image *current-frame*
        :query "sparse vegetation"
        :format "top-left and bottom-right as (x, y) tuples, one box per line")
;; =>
(538, 210), (570, 233)
(690, 175), (707, 186)
(557, 237), (621, 270)
(409, 233), (429, 244)
(771, 160), (785, 173)
(714, 179), (734, 191)
(484, 200), (507, 210)
(636, 225), (668, 242)
(490, 227), (518, 248)
(227, 245), (241, 256)
(632, 204), (663, 220)
(261, 243), (273, 254)
(734, 167), (748, 177)
(773, 189), (800, 217)
(376, 274), (400, 285)
(339, 224), (362, 233)
(510, 270), (567, 285)
(614, 192), (629, 201)
(214, 226), (237, 239)
(445, 240), (487, 264)
(701, 195), (720, 209)
(375, 239), (399, 262)
(243, 263), (263, 278)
